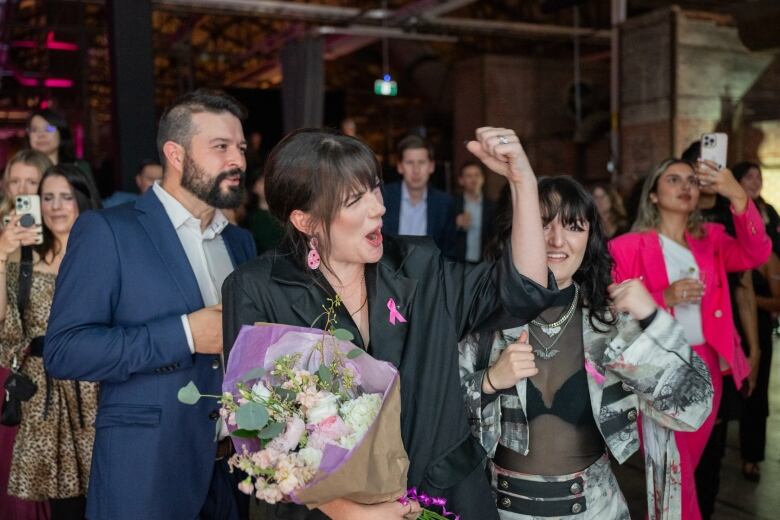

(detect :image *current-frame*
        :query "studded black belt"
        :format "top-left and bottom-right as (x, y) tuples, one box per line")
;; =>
(495, 472), (587, 517)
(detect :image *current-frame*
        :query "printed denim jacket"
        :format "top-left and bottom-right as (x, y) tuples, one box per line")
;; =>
(459, 309), (714, 520)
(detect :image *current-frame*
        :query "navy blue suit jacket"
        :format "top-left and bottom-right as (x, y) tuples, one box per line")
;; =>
(44, 189), (256, 520)
(382, 182), (457, 258)
(453, 194), (496, 263)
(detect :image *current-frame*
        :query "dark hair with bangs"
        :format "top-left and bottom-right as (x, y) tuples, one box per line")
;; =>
(26, 108), (76, 163)
(263, 128), (381, 273)
(485, 176), (615, 331)
(36, 163), (102, 263)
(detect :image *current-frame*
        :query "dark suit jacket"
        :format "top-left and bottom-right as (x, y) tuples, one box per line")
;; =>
(45, 190), (256, 520)
(222, 235), (557, 519)
(453, 194), (496, 263)
(382, 182), (457, 258)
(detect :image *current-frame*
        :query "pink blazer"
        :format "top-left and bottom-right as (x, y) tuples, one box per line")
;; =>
(609, 199), (771, 386)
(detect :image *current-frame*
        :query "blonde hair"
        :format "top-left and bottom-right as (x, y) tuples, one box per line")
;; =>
(632, 158), (703, 236)
(1, 149), (52, 216)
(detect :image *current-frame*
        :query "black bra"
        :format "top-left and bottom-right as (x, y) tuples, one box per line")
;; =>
(525, 369), (593, 426)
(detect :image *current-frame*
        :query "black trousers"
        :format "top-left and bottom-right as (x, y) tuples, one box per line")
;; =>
(199, 459), (248, 520)
(50, 496), (86, 520)
(740, 342), (773, 463)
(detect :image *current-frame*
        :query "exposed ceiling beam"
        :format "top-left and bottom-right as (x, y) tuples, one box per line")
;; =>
(419, 17), (611, 41)
(224, 0), (476, 87)
(157, 0), (361, 21)
(316, 25), (458, 43)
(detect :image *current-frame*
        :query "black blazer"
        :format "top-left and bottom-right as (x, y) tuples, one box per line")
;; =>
(453, 194), (496, 263)
(222, 235), (556, 519)
(382, 182), (457, 259)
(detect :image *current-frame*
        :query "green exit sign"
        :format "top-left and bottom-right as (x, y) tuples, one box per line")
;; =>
(374, 79), (397, 96)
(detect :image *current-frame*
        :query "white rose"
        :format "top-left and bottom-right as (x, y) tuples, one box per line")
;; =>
(306, 393), (340, 425)
(251, 381), (272, 401)
(340, 394), (382, 435)
(298, 447), (323, 469)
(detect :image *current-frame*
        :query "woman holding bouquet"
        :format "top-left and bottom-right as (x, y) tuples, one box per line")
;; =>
(460, 176), (714, 519)
(223, 127), (558, 519)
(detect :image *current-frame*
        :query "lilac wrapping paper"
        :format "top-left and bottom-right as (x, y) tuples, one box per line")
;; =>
(223, 323), (401, 499)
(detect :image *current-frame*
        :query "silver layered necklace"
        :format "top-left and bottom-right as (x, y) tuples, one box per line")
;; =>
(528, 283), (580, 360)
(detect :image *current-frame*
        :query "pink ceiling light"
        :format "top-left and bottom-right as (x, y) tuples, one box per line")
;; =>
(43, 78), (73, 88)
(11, 31), (78, 51)
(45, 31), (78, 51)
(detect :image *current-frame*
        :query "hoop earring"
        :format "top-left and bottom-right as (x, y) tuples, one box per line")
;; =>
(307, 237), (321, 270)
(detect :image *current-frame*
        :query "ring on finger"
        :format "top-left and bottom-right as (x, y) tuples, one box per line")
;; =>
(497, 135), (510, 145)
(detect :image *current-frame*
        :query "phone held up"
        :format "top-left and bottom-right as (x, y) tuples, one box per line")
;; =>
(698, 132), (728, 188)
(700, 132), (728, 170)
(2, 195), (44, 245)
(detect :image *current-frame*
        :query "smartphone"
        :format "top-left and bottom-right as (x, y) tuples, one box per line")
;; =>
(700, 132), (728, 170)
(15, 195), (43, 245)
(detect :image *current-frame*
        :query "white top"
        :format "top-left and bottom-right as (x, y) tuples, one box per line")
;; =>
(153, 182), (234, 353)
(399, 182), (427, 236)
(464, 194), (483, 262)
(659, 234), (705, 346)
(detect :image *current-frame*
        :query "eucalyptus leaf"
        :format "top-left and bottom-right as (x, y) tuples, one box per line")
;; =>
(275, 387), (296, 401)
(239, 366), (266, 383)
(332, 328), (354, 341)
(231, 428), (260, 438)
(346, 348), (364, 359)
(318, 364), (333, 386)
(177, 381), (202, 405)
(258, 421), (285, 440)
(235, 402), (269, 431)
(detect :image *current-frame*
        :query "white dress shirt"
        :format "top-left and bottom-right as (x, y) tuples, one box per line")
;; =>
(399, 182), (427, 236)
(659, 234), (705, 346)
(463, 194), (483, 262)
(153, 182), (234, 353)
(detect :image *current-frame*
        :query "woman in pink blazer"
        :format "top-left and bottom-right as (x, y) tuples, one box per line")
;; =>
(609, 158), (770, 520)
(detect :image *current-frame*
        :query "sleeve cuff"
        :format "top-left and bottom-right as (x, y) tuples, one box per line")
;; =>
(181, 314), (195, 354)
(638, 309), (658, 330)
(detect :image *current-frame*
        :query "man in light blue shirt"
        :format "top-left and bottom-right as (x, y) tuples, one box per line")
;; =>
(382, 135), (457, 257)
(454, 160), (495, 263)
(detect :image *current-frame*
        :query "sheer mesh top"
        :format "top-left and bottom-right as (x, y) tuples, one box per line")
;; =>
(495, 285), (604, 476)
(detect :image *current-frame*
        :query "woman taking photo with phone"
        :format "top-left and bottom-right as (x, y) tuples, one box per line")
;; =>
(0, 149), (52, 518)
(609, 158), (771, 519)
(460, 176), (713, 519)
(0, 164), (101, 519)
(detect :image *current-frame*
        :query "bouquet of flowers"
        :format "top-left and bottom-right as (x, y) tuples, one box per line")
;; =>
(178, 298), (458, 518)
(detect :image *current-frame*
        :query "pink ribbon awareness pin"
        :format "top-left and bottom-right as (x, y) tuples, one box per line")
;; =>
(387, 298), (407, 325)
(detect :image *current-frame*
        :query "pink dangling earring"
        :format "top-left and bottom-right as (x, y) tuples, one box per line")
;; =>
(307, 237), (321, 270)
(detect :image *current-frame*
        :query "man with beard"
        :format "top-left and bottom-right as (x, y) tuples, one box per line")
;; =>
(44, 90), (256, 520)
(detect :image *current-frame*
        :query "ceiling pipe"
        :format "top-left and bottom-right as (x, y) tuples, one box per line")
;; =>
(157, 0), (360, 20)
(418, 16), (611, 41)
(317, 25), (457, 43)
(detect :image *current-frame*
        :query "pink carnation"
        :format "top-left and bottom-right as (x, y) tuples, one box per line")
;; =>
(307, 415), (352, 450)
(268, 416), (305, 453)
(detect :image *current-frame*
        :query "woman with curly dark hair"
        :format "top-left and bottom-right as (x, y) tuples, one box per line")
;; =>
(460, 175), (714, 519)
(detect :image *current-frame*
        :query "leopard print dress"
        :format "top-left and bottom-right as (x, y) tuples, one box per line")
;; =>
(0, 261), (99, 501)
